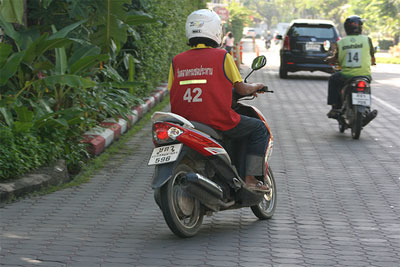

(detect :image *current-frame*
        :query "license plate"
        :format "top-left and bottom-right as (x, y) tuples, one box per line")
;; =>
(305, 42), (320, 51)
(352, 93), (371, 106)
(148, 144), (183, 165)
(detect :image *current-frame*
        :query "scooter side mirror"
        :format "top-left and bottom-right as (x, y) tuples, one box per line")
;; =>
(251, 55), (267, 70)
(244, 56), (267, 83)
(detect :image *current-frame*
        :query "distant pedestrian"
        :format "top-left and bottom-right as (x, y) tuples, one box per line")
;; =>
(222, 31), (234, 53)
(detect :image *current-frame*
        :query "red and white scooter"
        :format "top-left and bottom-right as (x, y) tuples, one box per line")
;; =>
(148, 56), (276, 237)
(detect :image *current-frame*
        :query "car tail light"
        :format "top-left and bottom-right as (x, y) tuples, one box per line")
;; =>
(283, 35), (290, 50)
(152, 122), (184, 145)
(337, 37), (341, 41)
(356, 81), (366, 91)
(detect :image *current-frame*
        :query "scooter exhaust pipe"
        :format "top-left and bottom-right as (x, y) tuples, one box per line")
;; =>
(363, 109), (378, 127)
(181, 173), (230, 211)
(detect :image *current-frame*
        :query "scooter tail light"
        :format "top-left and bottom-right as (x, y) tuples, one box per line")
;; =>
(152, 122), (184, 145)
(357, 81), (366, 91)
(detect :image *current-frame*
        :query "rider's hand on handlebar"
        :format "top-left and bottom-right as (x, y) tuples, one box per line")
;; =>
(253, 83), (265, 96)
(234, 82), (265, 97)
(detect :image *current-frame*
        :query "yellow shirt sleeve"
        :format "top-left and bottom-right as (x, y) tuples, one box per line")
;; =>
(168, 48), (243, 91)
(224, 53), (242, 84)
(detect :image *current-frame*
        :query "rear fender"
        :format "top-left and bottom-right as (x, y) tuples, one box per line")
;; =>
(151, 146), (190, 189)
(355, 105), (368, 113)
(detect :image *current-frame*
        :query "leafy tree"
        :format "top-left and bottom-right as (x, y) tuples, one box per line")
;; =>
(225, 1), (252, 43)
(346, 0), (400, 43)
(242, 0), (399, 42)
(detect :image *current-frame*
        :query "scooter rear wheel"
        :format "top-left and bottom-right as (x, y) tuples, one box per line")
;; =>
(160, 164), (203, 238)
(251, 167), (277, 219)
(351, 108), (362, 139)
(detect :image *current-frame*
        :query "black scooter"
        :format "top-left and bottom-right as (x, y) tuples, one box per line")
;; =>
(335, 76), (377, 139)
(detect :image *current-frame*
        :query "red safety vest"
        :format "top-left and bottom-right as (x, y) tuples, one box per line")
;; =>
(170, 48), (240, 131)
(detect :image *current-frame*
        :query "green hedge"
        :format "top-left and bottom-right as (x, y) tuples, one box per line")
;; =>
(0, 0), (206, 181)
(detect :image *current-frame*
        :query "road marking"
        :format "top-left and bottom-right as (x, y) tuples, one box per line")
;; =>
(372, 95), (400, 114)
(373, 79), (400, 88)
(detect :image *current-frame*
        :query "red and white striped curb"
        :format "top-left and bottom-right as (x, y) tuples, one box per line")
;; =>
(82, 84), (168, 156)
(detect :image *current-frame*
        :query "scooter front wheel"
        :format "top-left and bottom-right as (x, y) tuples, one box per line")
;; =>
(251, 167), (277, 219)
(159, 164), (203, 238)
(339, 120), (346, 133)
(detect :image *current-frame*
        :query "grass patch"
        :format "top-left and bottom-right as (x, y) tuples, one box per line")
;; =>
(376, 57), (400, 64)
(31, 96), (171, 197)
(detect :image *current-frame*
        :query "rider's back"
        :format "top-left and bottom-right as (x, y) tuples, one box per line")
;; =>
(338, 35), (372, 78)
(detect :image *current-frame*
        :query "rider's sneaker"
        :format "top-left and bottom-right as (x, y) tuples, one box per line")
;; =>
(327, 109), (340, 119)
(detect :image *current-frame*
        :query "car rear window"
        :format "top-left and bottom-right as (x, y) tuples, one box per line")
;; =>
(290, 25), (335, 39)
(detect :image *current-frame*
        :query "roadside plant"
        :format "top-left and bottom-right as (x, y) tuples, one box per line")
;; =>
(0, 0), (206, 180)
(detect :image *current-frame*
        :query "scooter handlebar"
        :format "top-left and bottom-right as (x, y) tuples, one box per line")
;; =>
(257, 86), (274, 93)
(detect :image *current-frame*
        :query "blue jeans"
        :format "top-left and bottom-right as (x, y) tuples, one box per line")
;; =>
(223, 115), (269, 177)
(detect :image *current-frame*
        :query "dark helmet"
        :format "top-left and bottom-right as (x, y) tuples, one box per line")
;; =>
(344, 15), (363, 35)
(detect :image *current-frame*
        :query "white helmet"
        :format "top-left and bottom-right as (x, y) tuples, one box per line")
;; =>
(185, 9), (222, 45)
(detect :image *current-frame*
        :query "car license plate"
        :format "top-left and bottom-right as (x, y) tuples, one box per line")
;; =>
(352, 93), (371, 106)
(148, 143), (183, 165)
(305, 42), (320, 51)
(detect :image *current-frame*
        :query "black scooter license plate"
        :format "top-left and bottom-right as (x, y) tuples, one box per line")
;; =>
(352, 93), (371, 106)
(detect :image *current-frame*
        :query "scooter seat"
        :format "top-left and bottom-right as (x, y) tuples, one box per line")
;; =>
(346, 76), (371, 83)
(191, 121), (223, 140)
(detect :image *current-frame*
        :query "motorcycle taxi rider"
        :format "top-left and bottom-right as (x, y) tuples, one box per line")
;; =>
(326, 15), (376, 118)
(167, 9), (270, 192)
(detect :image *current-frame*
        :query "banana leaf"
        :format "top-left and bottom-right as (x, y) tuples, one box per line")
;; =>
(0, 0), (23, 25)
(68, 45), (101, 67)
(70, 54), (109, 74)
(0, 43), (12, 67)
(0, 13), (24, 50)
(39, 75), (96, 89)
(48, 20), (87, 40)
(0, 51), (25, 86)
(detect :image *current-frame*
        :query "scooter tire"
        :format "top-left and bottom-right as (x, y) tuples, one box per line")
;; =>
(159, 164), (204, 238)
(339, 121), (346, 133)
(351, 108), (362, 139)
(251, 167), (277, 220)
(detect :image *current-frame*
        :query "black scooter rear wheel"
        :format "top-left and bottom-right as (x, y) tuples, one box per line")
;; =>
(351, 108), (362, 139)
(251, 167), (277, 219)
(159, 164), (203, 238)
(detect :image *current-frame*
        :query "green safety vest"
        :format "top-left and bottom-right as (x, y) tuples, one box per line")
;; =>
(338, 35), (371, 77)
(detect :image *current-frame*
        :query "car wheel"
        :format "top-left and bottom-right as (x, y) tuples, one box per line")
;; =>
(279, 66), (288, 79)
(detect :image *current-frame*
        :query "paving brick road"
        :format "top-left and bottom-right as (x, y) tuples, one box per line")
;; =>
(1, 39), (399, 266)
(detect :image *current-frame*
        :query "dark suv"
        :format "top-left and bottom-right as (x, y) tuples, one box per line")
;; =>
(277, 19), (340, 78)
